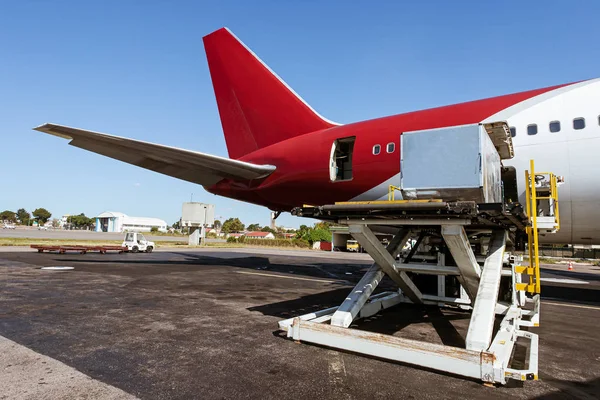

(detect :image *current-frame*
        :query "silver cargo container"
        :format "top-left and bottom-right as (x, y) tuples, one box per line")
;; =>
(400, 123), (502, 203)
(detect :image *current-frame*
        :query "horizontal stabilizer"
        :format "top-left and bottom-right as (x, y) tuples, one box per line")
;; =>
(34, 123), (276, 186)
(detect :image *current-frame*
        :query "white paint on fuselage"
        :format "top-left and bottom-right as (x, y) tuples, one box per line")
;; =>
(500, 79), (600, 244)
(352, 79), (600, 245)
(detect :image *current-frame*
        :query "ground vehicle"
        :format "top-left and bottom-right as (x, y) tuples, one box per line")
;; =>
(122, 232), (155, 253)
(346, 240), (359, 252)
(2, 223), (16, 229)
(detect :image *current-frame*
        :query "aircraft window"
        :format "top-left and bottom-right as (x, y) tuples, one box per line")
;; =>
(330, 137), (356, 182)
(509, 127), (516, 137)
(373, 145), (381, 155)
(549, 121), (561, 133)
(573, 117), (585, 130)
(386, 143), (395, 153)
(527, 124), (538, 135)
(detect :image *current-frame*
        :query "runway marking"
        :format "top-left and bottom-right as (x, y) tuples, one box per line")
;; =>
(540, 277), (589, 285)
(235, 271), (345, 284)
(542, 301), (600, 311)
(328, 351), (350, 398)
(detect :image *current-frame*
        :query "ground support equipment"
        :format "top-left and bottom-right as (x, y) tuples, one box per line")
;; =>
(281, 165), (559, 385)
(30, 245), (126, 254)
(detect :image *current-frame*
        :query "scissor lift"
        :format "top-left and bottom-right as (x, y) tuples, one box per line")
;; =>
(280, 154), (560, 385)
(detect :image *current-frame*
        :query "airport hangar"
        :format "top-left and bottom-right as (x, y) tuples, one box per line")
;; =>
(95, 211), (168, 233)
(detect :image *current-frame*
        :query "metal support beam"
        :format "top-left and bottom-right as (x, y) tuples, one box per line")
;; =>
(331, 229), (411, 328)
(348, 224), (423, 304)
(441, 225), (481, 300)
(279, 291), (403, 330)
(466, 230), (507, 351)
(342, 218), (471, 226)
(288, 318), (485, 381)
(396, 263), (460, 275)
(402, 230), (426, 263)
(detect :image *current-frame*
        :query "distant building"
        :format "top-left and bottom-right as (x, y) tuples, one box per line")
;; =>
(227, 233), (244, 239)
(95, 211), (167, 233)
(245, 231), (275, 240)
(282, 233), (296, 239)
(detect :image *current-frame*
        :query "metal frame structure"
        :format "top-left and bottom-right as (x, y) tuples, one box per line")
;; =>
(281, 162), (559, 385)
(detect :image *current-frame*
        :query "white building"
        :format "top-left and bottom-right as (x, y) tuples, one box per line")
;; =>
(95, 211), (168, 233)
(245, 231), (275, 239)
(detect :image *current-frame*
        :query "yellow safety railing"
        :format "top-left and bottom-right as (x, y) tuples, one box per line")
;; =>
(524, 159), (541, 294)
(388, 185), (401, 201)
(521, 160), (561, 294)
(532, 170), (561, 231)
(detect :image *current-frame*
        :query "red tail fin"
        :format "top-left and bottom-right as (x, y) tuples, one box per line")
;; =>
(203, 28), (338, 159)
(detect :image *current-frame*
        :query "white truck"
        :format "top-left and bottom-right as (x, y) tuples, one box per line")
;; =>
(122, 232), (155, 253)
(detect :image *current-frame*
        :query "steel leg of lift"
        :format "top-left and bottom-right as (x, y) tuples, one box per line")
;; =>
(331, 228), (411, 328)
(466, 230), (507, 351)
(347, 224), (423, 304)
(441, 225), (482, 300)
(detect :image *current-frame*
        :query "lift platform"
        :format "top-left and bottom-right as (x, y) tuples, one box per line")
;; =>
(280, 123), (561, 385)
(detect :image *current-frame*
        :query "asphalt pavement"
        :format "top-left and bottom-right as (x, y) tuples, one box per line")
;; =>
(1, 248), (599, 399)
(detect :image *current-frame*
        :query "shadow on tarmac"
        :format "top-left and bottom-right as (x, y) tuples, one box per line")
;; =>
(51, 252), (368, 283)
(47, 251), (600, 306)
(534, 376), (600, 399)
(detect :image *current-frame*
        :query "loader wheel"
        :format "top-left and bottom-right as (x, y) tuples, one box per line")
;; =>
(145, 246), (153, 253)
(131, 246), (139, 253)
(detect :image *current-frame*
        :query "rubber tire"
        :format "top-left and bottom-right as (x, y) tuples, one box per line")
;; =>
(131, 246), (139, 253)
(145, 246), (153, 253)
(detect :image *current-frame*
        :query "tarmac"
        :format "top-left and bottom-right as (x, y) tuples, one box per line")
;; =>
(0, 227), (224, 243)
(1, 248), (599, 399)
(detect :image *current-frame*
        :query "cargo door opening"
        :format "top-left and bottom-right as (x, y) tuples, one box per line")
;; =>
(329, 137), (355, 182)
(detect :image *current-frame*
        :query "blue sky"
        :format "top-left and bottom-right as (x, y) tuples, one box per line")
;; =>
(1, 1), (599, 228)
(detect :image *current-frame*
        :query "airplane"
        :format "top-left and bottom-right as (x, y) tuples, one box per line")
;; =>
(34, 27), (600, 245)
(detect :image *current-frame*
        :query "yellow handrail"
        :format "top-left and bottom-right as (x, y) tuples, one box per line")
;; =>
(523, 161), (564, 294)
(529, 160), (541, 294)
(388, 185), (400, 201)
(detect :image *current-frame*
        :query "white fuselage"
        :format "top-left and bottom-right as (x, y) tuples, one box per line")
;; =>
(485, 78), (600, 244)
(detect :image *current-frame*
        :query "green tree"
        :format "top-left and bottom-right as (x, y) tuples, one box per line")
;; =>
(213, 219), (222, 231)
(295, 225), (332, 244)
(261, 226), (276, 234)
(308, 228), (332, 243)
(69, 213), (94, 229)
(32, 208), (52, 225)
(172, 220), (181, 229)
(221, 217), (244, 233)
(150, 226), (158, 233)
(51, 218), (61, 228)
(16, 208), (30, 225)
(247, 223), (261, 231)
(315, 221), (332, 230)
(295, 224), (309, 240)
(0, 210), (17, 223)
